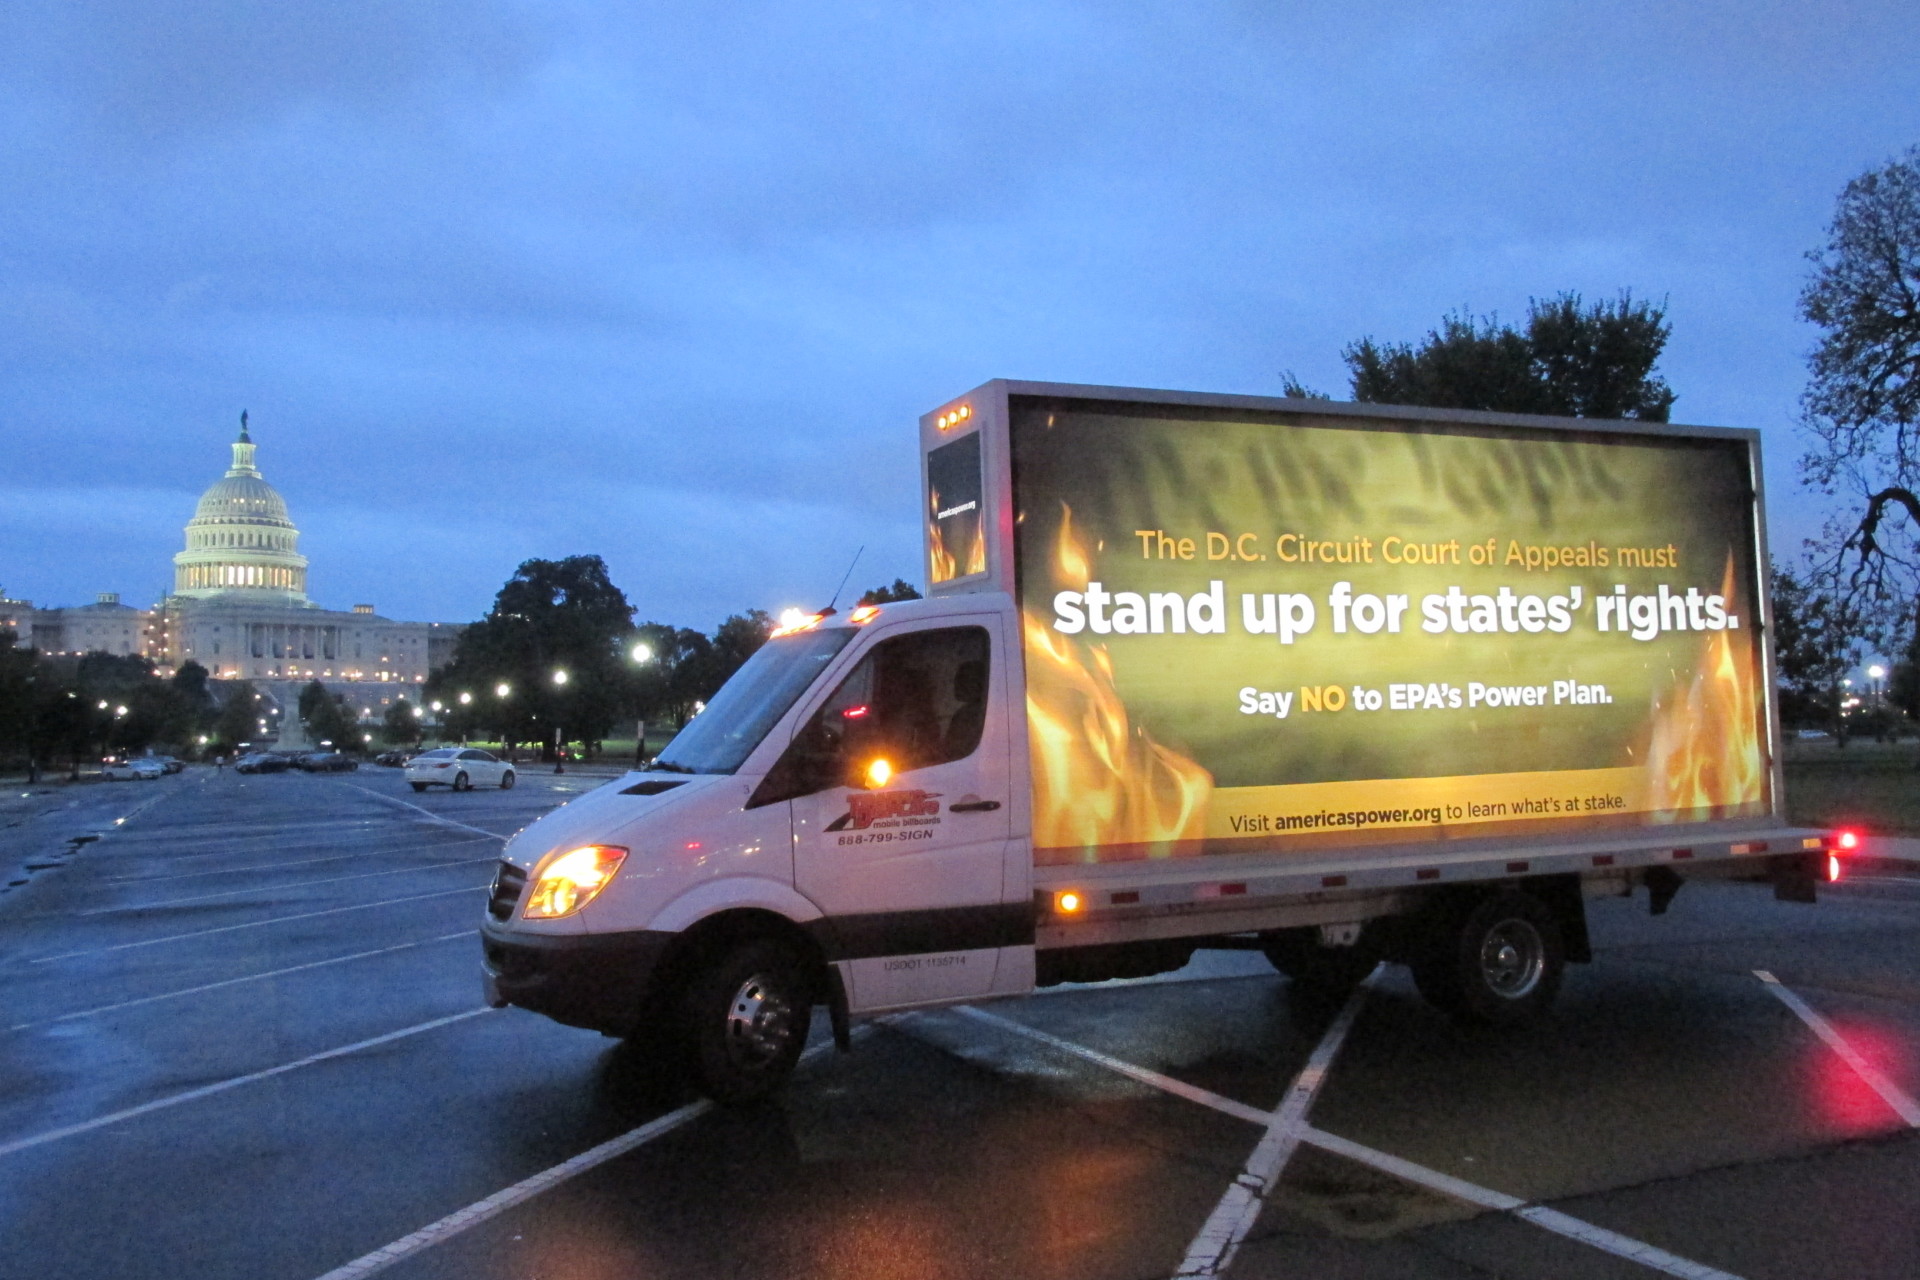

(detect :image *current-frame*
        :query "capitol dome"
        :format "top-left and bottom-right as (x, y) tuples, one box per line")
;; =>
(172, 415), (311, 602)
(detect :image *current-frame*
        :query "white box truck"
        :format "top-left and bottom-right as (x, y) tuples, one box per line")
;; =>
(482, 381), (1839, 1101)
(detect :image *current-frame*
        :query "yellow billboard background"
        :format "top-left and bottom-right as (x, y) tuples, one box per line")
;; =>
(1007, 404), (1771, 864)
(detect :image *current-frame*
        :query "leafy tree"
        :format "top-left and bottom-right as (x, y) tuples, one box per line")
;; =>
(1341, 292), (1675, 421)
(429, 555), (635, 756)
(1889, 630), (1919, 722)
(1798, 144), (1920, 653)
(212, 682), (262, 752)
(382, 698), (424, 747)
(1771, 564), (1860, 737)
(856, 579), (922, 605)
(302, 687), (358, 750)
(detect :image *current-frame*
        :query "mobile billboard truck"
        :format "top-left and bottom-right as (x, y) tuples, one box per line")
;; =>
(482, 381), (1839, 1102)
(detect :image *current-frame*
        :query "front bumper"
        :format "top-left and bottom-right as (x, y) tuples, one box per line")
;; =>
(480, 921), (676, 1036)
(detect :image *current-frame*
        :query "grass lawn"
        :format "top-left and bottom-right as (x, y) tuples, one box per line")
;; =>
(1782, 737), (1920, 835)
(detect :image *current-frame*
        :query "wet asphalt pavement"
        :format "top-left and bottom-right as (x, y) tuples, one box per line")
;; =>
(1, 766), (1918, 1280)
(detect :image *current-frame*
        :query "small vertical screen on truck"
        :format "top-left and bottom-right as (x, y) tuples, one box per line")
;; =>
(927, 432), (986, 585)
(1005, 399), (1771, 864)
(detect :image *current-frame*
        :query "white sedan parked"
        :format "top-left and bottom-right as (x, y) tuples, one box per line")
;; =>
(102, 758), (165, 780)
(405, 748), (516, 792)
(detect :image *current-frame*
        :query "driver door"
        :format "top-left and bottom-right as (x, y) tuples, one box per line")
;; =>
(763, 615), (1021, 1013)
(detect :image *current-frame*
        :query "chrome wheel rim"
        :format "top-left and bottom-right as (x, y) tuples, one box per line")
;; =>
(1479, 919), (1545, 998)
(723, 973), (795, 1067)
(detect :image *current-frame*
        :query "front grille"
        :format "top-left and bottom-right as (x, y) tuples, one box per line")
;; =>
(488, 862), (528, 921)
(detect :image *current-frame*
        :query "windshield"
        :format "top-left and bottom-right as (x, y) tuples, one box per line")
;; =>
(652, 627), (856, 774)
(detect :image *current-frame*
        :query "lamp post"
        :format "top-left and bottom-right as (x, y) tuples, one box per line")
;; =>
(630, 641), (654, 766)
(551, 669), (569, 772)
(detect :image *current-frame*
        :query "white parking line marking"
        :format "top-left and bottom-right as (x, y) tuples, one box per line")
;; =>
(309, 1101), (712, 1280)
(304, 1033), (857, 1280)
(1755, 970), (1920, 1127)
(74, 856), (498, 915)
(0, 1008), (495, 1159)
(340, 783), (514, 840)
(103, 835), (499, 884)
(6, 932), (471, 1033)
(956, 998), (1746, 1280)
(1176, 973), (1374, 1277)
(1300, 1129), (1745, 1280)
(28, 885), (484, 963)
(955, 1006), (1270, 1123)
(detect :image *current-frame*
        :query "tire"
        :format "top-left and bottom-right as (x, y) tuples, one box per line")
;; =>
(410, 781), (428, 792)
(500, 770), (516, 790)
(682, 938), (814, 1104)
(452, 771), (471, 792)
(1411, 889), (1564, 1026)
(1262, 928), (1377, 1001)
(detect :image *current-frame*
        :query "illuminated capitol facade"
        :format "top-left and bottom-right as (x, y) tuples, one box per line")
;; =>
(5, 417), (459, 717)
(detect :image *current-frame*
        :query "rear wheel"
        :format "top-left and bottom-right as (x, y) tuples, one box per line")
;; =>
(500, 770), (516, 790)
(452, 771), (471, 792)
(682, 938), (814, 1104)
(410, 781), (428, 793)
(1410, 889), (1564, 1025)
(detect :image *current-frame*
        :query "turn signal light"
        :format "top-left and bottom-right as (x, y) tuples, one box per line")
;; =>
(1056, 890), (1083, 914)
(524, 845), (628, 919)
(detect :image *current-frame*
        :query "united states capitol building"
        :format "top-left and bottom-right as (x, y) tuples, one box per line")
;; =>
(2, 418), (460, 719)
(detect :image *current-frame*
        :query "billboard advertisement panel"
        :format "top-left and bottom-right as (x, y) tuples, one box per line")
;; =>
(1008, 400), (1770, 865)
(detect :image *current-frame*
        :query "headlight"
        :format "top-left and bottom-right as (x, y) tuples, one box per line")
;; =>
(522, 845), (628, 919)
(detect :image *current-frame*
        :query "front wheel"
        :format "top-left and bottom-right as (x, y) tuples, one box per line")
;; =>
(683, 939), (814, 1104)
(500, 770), (516, 790)
(1411, 889), (1564, 1026)
(452, 771), (471, 792)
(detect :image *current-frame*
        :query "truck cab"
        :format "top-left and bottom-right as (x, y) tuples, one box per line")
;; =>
(481, 593), (1035, 1101)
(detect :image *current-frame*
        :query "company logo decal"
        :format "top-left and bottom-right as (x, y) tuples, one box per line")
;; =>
(826, 789), (944, 832)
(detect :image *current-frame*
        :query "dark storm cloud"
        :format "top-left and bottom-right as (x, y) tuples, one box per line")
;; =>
(2, 1), (1917, 625)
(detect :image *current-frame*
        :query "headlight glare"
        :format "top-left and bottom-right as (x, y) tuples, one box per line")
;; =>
(522, 844), (628, 919)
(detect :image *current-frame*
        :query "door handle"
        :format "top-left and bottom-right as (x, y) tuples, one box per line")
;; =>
(949, 800), (1001, 812)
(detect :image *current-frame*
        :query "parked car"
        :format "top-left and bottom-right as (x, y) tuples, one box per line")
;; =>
(102, 758), (165, 781)
(234, 752), (292, 774)
(150, 755), (186, 774)
(296, 752), (360, 772)
(405, 747), (515, 792)
(373, 749), (417, 767)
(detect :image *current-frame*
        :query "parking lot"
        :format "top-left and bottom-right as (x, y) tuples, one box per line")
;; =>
(2, 766), (1917, 1280)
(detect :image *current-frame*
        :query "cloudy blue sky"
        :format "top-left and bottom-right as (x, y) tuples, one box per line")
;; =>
(3, 1), (1916, 629)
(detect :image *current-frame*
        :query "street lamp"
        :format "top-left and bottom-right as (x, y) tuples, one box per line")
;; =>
(551, 670), (568, 686)
(495, 683), (511, 698)
(630, 642), (653, 664)
(459, 691), (473, 705)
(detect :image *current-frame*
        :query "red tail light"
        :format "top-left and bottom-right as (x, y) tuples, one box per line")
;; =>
(1836, 829), (1861, 851)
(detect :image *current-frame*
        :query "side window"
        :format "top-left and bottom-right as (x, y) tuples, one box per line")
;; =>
(750, 626), (990, 806)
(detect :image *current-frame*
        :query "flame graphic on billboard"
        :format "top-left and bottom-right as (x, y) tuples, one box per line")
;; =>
(1641, 556), (1768, 820)
(1025, 504), (1214, 861)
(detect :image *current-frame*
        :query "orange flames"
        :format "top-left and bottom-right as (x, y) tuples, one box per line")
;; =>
(1641, 556), (1769, 821)
(1025, 504), (1214, 861)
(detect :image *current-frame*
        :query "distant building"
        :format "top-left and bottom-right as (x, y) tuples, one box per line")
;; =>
(7, 418), (464, 728)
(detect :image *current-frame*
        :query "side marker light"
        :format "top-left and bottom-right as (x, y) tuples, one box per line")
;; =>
(1056, 890), (1083, 914)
